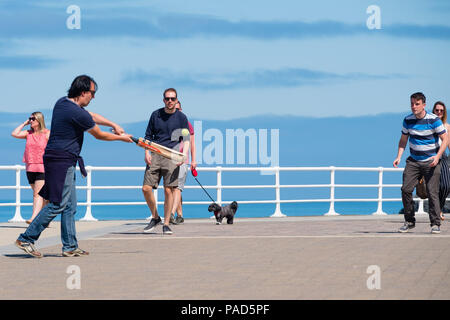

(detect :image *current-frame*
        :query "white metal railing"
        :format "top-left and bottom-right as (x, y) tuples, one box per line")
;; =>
(0, 165), (429, 222)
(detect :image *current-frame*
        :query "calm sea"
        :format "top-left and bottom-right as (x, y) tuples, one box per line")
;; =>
(0, 200), (404, 222)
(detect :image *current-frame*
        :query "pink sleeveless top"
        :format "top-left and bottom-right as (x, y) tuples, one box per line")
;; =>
(179, 122), (194, 164)
(23, 129), (49, 172)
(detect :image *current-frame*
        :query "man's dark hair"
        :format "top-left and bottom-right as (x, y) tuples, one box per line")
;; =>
(163, 88), (177, 98)
(410, 92), (426, 103)
(68, 75), (97, 98)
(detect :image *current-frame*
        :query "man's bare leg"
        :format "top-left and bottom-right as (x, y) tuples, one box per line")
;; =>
(142, 185), (158, 218)
(177, 195), (183, 217)
(164, 186), (174, 226)
(171, 188), (182, 219)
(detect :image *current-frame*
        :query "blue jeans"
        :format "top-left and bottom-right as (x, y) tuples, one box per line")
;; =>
(18, 166), (78, 252)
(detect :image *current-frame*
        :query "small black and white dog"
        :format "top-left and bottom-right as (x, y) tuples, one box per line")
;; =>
(208, 201), (238, 225)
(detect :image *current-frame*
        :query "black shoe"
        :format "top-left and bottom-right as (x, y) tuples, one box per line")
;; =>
(163, 225), (173, 235)
(144, 216), (161, 233)
(169, 214), (178, 225)
(175, 216), (184, 224)
(398, 222), (415, 233)
(431, 225), (441, 234)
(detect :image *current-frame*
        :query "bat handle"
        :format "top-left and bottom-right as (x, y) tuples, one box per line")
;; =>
(131, 136), (139, 144)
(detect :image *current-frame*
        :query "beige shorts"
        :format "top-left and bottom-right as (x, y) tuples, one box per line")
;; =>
(143, 153), (180, 189)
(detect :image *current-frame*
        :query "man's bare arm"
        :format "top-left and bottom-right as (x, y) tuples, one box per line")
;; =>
(429, 132), (449, 167)
(190, 134), (196, 170)
(393, 134), (409, 168)
(88, 125), (131, 142)
(89, 111), (125, 135)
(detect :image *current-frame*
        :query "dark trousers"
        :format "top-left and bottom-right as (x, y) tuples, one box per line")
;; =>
(402, 157), (441, 227)
(438, 154), (450, 210)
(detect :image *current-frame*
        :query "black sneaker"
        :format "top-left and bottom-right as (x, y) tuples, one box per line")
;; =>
(431, 225), (441, 234)
(175, 216), (184, 224)
(398, 222), (415, 233)
(169, 214), (178, 225)
(144, 216), (161, 233)
(163, 225), (173, 235)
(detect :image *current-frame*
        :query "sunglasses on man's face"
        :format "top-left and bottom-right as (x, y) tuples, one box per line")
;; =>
(164, 97), (177, 102)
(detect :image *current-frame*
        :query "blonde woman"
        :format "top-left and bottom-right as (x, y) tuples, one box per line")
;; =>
(432, 101), (450, 220)
(11, 112), (50, 224)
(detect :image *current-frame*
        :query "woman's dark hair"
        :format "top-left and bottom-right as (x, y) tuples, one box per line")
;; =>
(67, 75), (97, 98)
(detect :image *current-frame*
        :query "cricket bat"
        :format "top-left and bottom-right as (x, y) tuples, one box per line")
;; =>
(131, 136), (186, 163)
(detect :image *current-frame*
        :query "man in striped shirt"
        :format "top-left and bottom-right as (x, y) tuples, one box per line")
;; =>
(393, 92), (447, 234)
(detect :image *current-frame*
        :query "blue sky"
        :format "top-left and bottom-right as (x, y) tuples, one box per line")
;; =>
(0, 0), (449, 122)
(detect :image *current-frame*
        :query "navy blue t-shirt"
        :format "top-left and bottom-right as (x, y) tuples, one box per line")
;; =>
(145, 108), (189, 149)
(45, 97), (96, 156)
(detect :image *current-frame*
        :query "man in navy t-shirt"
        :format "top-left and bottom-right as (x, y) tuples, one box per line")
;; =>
(15, 75), (132, 258)
(45, 96), (96, 156)
(142, 88), (190, 235)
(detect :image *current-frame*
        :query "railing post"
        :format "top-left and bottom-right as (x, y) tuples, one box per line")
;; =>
(325, 166), (339, 216)
(80, 166), (97, 221)
(209, 167), (223, 219)
(217, 166), (222, 206)
(208, 167), (223, 219)
(372, 167), (387, 215)
(271, 166), (286, 217)
(9, 165), (25, 222)
(416, 199), (427, 215)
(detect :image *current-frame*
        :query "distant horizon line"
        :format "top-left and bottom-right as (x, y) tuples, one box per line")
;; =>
(0, 109), (410, 124)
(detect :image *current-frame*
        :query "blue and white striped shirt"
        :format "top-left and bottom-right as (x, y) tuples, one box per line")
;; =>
(402, 112), (446, 161)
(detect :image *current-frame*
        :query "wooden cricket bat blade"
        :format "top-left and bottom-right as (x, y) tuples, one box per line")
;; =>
(131, 136), (186, 163)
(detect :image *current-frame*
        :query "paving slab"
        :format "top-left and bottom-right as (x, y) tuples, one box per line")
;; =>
(0, 214), (449, 300)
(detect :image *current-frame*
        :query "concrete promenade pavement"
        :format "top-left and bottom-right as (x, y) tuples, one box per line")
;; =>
(0, 214), (449, 300)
